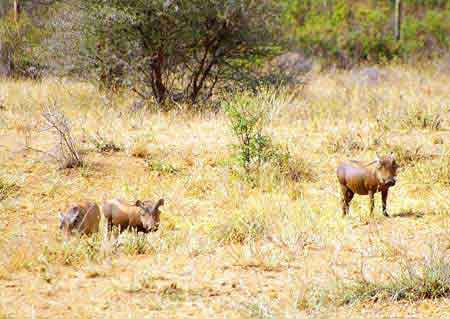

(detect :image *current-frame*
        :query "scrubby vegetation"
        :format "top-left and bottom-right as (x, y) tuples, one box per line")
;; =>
(1, 0), (450, 318)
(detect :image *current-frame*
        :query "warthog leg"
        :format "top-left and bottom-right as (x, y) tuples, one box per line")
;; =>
(368, 191), (375, 217)
(340, 185), (354, 217)
(381, 189), (389, 217)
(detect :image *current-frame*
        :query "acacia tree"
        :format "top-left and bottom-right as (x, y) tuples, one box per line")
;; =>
(82, 0), (283, 105)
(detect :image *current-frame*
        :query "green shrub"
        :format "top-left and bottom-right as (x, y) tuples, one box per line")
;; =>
(145, 158), (180, 176)
(0, 10), (47, 77)
(224, 93), (273, 174)
(224, 93), (315, 183)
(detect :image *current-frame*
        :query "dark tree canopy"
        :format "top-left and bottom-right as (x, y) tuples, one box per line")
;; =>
(81, 0), (283, 105)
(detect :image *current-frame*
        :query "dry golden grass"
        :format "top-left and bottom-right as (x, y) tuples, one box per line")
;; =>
(0, 62), (450, 318)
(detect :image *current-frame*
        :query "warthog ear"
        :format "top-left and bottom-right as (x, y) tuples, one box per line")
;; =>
(154, 198), (164, 211)
(135, 200), (146, 215)
(390, 151), (396, 161)
(375, 152), (381, 160)
(135, 200), (143, 208)
(374, 152), (382, 168)
(69, 210), (79, 225)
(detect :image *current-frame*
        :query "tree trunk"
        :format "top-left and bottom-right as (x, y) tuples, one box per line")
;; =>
(394, 0), (402, 41)
(151, 50), (167, 104)
(13, 0), (21, 23)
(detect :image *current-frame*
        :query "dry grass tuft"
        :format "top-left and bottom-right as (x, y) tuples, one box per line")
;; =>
(0, 175), (18, 201)
(324, 129), (366, 154)
(336, 254), (450, 305)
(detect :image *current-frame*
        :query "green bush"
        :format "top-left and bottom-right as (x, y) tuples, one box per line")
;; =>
(224, 93), (273, 174)
(0, 10), (47, 77)
(224, 92), (315, 183)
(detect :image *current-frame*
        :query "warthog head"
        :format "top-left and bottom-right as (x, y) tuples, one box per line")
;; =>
(374, 152), (399, 187)
(135, 198), (164, 231)
(59, 206), (83, 238)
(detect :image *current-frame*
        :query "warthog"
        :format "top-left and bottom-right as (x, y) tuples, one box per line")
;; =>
(58, 202), (101, 238)
(102, 198), (164, 237)
(337, 153), (398, 217)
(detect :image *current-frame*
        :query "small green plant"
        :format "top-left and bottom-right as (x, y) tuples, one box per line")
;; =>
(89, 131), (122, 153)
(244, 300), (276, 319)
(224, 94), (314, 184)
(145, 158), (179, 175)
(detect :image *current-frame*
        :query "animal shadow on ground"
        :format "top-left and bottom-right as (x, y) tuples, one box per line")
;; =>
(391, 209), (424, 219)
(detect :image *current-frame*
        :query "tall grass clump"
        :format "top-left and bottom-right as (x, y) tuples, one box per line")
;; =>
(119, 231), (154, 256)
(405, 153), (450, 185)
(0, 175), (18, 201)
(337, 254), (450, 305)
(40, 234), (104, 266)
(210, 208), (269, 244)
(400, 108), (443, 131)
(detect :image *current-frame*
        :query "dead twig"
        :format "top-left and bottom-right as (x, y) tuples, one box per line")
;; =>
(41, 102), (83, 169)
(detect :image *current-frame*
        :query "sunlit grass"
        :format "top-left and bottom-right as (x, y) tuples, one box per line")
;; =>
(0, 62), (449, 317)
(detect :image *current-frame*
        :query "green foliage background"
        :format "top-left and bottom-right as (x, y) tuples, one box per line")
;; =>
(0, 0), (449, 79)
(282, 0), (450, 66)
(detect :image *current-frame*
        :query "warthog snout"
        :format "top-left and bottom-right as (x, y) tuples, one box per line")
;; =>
(384, 176), (397, 187)
(137, 198), (164, 232)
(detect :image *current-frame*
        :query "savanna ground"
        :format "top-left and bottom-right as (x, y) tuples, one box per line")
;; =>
(0, 62), (450, 318)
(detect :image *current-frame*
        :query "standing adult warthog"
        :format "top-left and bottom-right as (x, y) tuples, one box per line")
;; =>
(337, 153), (399, 217)
(58, 202), (101, 238)
(102, 198), (164, 238)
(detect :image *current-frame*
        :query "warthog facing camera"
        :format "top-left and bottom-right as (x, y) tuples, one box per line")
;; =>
(337, 152), (399, 217)
(102, 198), (164, 238)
